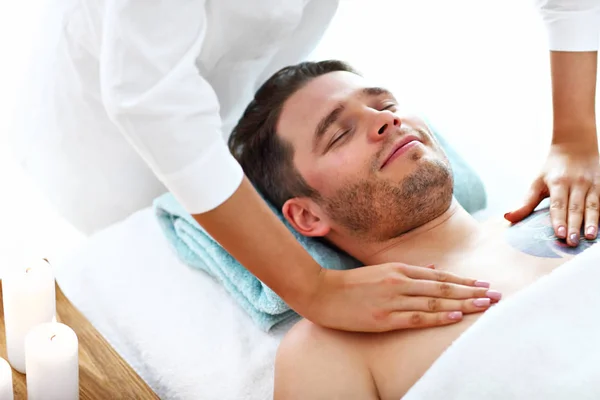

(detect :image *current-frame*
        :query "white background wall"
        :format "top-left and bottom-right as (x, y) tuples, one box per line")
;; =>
(0, 0), (598, 270)
(0, 1), (86, 272)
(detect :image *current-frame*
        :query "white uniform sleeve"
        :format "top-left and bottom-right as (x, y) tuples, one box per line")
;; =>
(536, 0), (600, 51)
(99, 0), (244, 214)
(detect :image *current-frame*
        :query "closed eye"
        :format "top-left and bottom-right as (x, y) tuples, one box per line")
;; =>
(328, 128), (353, 149)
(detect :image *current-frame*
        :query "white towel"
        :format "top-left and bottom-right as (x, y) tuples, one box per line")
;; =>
(53, 209), (294, 400)
(404, 244), (600, 399)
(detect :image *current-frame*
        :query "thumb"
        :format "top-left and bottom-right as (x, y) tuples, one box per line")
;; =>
(504, 180), (546, 223)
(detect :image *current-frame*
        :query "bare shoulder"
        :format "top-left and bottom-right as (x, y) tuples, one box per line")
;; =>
(274, 320), (379, 400)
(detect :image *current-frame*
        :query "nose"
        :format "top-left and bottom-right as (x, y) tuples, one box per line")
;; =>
(369, 111), (401, 141)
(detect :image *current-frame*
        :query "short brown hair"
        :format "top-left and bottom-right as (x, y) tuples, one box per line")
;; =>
(228, 60), (359, 209)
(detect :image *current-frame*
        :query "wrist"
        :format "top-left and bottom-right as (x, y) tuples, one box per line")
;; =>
(551, 122), (598, 149)
(285, 263), (327, 318)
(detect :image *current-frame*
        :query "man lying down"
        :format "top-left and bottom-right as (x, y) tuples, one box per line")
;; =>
(228, 60), (599, 399)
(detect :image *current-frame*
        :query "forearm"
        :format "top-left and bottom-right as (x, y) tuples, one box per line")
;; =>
(192, 176), (322, 313)
(550, 51), (598, 147)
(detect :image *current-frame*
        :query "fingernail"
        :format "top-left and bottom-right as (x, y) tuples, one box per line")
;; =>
(448, 311), (463, 320)
(474, 280), (490, 288)
(486, 290), (502, 301)
(503, 213), (510, 220)
(586, 226), (596, 238)
(557, 226), (567, 238)
(569, 233), (579, 245)
(473, 298), (491, 307)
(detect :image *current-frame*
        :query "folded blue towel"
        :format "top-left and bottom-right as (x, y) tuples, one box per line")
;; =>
(154, 192), (359, 331)
(153, 122), (486, 331)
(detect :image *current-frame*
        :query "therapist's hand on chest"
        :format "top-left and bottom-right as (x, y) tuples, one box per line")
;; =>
(505, 0), (600, 247)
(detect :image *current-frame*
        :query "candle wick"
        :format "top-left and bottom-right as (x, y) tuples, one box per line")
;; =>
(50, 335), (56, 341)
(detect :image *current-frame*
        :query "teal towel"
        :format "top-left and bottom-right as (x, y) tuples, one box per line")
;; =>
(154, 193), (358, 331)
(153, 122), (486, 332)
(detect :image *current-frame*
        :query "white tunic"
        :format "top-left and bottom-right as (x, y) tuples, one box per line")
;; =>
(13, 0), (339, 233)
(11, 0), (600, 234)
(537, 0), (600, 51)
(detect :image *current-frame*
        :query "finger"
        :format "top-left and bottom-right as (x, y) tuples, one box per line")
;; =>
(404, 280), (501, 301)
(504, 179), (547, 223)
(566, 185), (587, 246)
(584, 190), (600, 240)
(384, 311), (464, 331)
(398, 296), (492, 315)
(400, 264), (490, 289)
(548, 182), (569, 239)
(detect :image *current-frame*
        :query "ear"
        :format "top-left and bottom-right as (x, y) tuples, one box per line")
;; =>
(282, 198), (330, 238)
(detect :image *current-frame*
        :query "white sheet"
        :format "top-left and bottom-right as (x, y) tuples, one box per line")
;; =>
(53, 208), (296, 400)
(405, 244), (600, 399)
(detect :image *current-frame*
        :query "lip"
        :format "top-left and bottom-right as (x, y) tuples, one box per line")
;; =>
(380, 135), (422, 169)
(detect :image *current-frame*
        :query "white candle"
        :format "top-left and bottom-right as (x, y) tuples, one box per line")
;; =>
(25, 322), (78, 400)
(0, 357), (14, 400)
(2, 259), (56, 373)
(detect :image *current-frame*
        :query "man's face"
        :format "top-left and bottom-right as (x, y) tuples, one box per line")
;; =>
(277, 71), (453, 242)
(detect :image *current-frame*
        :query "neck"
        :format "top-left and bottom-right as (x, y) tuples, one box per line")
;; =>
(348, 200), (484, 267)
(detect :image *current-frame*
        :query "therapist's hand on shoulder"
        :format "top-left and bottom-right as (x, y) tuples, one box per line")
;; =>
(306, 263), (494, 332)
